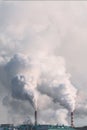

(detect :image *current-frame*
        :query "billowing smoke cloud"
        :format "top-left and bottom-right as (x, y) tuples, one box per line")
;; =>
(11, 75), (35, 108)
(4, 53), (40, 110)
(38, 108), (68, 125)
(5, 53), (77, 112)
(38, 83), (77, 112)
(1, 52), (77, 125)
(37, 55), (77, 112)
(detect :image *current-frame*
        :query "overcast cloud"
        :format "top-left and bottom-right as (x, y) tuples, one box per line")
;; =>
(0, 1), (87, 127)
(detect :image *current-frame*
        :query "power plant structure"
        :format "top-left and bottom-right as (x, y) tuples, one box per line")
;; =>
(32, 108), (76, 130)
(34, 109), (75, 127)
(0, 108), (76, 130)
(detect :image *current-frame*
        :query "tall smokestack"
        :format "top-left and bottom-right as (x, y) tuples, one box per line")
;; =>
(71, 112), (74, 127)
(35, 110), (37, 126)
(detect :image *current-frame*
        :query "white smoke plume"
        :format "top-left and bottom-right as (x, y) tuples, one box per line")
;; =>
(4, 53), (40, 110)
(11, 75), (35, 108)
(38, 108), (68, 125)
(38, 83), (77, 112)
(1, 52), (77, 125)
(56, 109), (68, 125)
(36, 55), (77, 112)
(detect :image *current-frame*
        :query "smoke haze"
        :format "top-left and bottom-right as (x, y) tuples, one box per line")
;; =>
(0, 1), (87, 127)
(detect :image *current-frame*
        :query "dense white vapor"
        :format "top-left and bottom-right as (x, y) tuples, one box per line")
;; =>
(38, 83), (77, 112)
(36, 56), (77, 112)
(56, 109), (68, 125)
(38, 109), (68, 125)
(5, 54), (31, 77)
(2, 52), (77, 125)
(11, 75), (35, 108)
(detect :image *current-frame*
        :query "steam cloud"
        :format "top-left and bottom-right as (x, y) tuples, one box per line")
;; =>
(38, 83), (77, 112)
(11, 75), (35, 108)
(1, 53), (77, 125)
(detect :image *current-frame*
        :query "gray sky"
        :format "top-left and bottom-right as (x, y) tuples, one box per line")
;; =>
(0, 1), (87, 127)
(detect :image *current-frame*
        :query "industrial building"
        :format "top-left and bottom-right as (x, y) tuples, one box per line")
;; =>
(0, 124), (76, 130)
(0, 110), (76, 130)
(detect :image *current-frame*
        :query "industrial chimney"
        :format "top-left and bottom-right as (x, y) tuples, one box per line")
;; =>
(35, 110), (37, 126)
(71, 112), (74, 127)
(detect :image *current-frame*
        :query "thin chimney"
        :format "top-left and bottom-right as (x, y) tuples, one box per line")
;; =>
(71, 112), (74, 127)
(35, 110), (37, 126)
